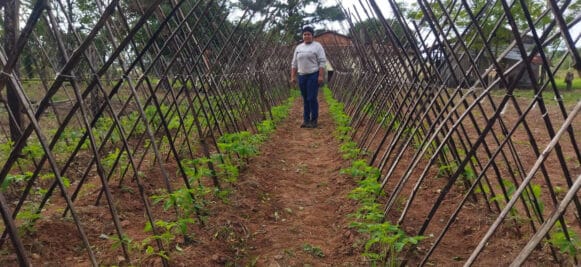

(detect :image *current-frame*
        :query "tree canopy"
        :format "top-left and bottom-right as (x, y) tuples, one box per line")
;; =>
(237, 0), (346, 42)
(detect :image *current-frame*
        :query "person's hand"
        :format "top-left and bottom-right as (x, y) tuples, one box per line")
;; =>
(318, 76), (324, 85)
(290, 77), (297, 85)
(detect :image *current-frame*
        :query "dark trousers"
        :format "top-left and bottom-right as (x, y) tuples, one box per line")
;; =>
(298, 72), (319, 123)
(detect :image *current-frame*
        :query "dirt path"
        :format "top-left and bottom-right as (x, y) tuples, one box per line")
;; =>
(11, 93), (363, 267)
(219, 95), (361, 265)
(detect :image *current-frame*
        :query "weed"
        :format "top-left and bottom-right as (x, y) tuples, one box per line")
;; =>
(110, 234), (134, 252)
(302, 243), (325, 258)
(437, 161), (458, 178)
(284, 248), (295, 256)
(248, 256), (261, 266)
(295, 162), (308, 174)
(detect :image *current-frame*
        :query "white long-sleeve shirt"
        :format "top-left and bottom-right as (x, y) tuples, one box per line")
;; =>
(291, 41), (327, 75)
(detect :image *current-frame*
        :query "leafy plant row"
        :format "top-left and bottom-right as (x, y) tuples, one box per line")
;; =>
(131, 90), (299, 261)
(324, 87), (424, 266)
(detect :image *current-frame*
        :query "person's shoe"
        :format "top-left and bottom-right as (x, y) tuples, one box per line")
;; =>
(300, 122), (308, 128)
(308, 120), (317, 128)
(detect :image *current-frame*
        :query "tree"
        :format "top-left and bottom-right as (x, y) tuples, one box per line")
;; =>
(238, 0), (346, 42)
(3, 0), (22, 142)
(350, 18), (408, 45)
(405, 0), (578, 58)
(403, 0), (580, 87)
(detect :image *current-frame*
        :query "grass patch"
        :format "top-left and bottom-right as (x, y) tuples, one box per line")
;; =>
(490, 87), (581, 106)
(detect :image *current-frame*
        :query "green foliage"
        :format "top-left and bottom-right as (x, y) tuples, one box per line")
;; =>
(346, 162), (424, 265)
(437, 158), (477, 182)
(153, 186), (210, 217)
(110, 234), (133, 251)
(334, 126), (352, 142)
(182, 157), (213, 183)
(487, 179), (545, 225)
(491, 87), (581, 106)
(325, 86), (423, 265)
(341, 159), (380, 180)
(340, 141), (361, 160)
(437, 161), (458, 178)
(362, 103), (374, 114)
(548, 222), (581, 259)
(142, 219), (190, 260)
(218, 131), (261, 161)
(210, 153), (239, 185)
(0, 139), (14, 165)
(145, 104), (168, 128)
(257, 120), (276, 135)
(149, 186), (205, 249)
(554, 78), (581, 91)
(270, 92), (296, 123)
(1, 172), (32, 192)
(51, 129), (90, 157)
(167, 115), (182, 130)
(529, 183), (544, 215)
(302, 243), (325, 258)
(350, 18), (408, 44)
(324, 87), (354, 143)
(237, 0), (345, 42)
(463, 164), (476, 181)
(120, 110), (146, 135)
(37, 173), (70, 189)
(345, 159), (423, 265)
(407, 0), (558, 54)
(94, 116), (120, 144)
(131, 89), (294, 259)
(22, 139), (44, 159)
(141, 91), (295, 257)
(489, 179), (516, 204)
(348, 176), (383, 204)
(16, 204), (41, 235)
(356, 221), (425, 264)
(102, 147), (128, 176)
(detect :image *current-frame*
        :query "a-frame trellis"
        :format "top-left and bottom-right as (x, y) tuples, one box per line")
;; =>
(0, 0), (579, 265)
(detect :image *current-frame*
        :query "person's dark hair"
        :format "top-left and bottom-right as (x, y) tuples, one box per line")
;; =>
(302, 25), (314, 34)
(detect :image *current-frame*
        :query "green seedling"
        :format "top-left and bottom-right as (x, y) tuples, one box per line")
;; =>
(302, 243), (325, 258)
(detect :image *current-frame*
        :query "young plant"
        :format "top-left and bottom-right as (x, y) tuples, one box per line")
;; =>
(340, 141), (361, 160)
(150, 168), (211, 246)
(16, 203), (41, 235)
(217, 131), (261, 167)
(548, 222), (581, 260)
(0, 139), (14, 166)
(326, 87), (424, 265)
(1, 172), (33, 193)
(302, 243), (325, 258)
(110, 234), (134, 253)
(356, 221), (424, 265)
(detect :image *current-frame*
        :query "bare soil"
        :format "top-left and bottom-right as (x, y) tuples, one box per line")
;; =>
(1, 91), (577, 266)
(169, 96), (365, 266)
(2, 95), (365, 266)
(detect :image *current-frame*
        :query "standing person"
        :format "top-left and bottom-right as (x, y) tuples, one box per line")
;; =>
(290, 25), (327, 128)
(565, 71), (574, 90)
